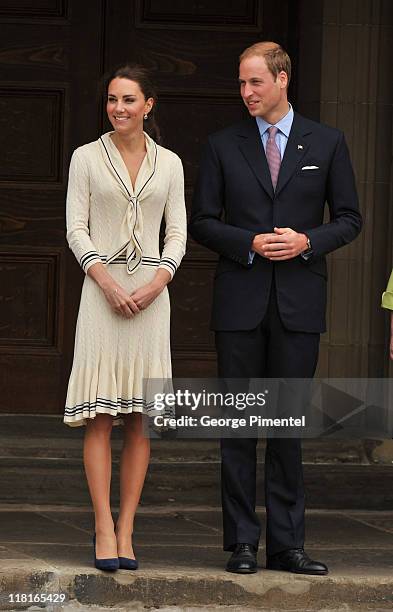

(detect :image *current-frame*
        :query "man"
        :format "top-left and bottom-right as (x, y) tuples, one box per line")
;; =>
(189, 42), (362, 575)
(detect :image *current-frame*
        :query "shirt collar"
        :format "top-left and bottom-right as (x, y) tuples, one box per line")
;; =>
(256, 102), (294, 138)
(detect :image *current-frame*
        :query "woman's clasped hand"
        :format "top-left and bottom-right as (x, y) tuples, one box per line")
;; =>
(101, 279), (165, 318)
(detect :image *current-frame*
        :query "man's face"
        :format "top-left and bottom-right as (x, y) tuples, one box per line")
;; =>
(239, 55), (287, 118)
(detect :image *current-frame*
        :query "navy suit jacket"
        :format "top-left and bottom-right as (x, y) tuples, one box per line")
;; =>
(189, 113), (362, 333)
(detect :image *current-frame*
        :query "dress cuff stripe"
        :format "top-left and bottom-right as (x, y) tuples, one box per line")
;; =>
(160, 258), (177, 273)
(80, 251), (100, 270)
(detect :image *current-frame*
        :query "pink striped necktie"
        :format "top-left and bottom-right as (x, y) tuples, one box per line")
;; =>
(266, 126), (281, 190)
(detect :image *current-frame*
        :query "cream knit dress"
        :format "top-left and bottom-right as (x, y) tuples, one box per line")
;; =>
(64, 132), (187, 427)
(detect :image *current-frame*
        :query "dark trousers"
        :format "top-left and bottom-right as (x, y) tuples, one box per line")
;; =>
(215, 279), (320, 556)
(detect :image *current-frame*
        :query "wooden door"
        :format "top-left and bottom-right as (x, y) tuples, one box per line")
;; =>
(0, 0), (295, 414)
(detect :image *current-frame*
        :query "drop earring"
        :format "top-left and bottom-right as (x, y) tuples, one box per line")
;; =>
(144, 113), (148, 120)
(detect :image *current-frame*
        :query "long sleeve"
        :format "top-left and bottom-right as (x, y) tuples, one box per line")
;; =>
(189, 138), (256, 266)
(382, 270), (393, 310)
(66, 148), (102, 273)
(306, 131), (362, 257)
(158, 154), (187, 279)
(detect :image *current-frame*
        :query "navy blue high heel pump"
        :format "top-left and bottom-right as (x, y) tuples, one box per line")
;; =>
(114, 522), (138, 570)
(118, 554), (138, 570)
(93, 534), (119, 571)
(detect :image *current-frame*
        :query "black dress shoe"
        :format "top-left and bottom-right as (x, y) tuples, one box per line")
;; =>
(226, 543), (258, 574)
(266, 548), (328, 575)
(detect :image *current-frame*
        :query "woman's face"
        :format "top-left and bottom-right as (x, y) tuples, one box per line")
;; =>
(106, 77), (153, 133)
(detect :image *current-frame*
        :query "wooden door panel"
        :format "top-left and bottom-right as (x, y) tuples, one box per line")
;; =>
(135, 0), (262, 30)
(0, 0), (68, 22)
(0, 252), (60, 347)
(159, 93), (241, 172)
(0, 86), (65, 183)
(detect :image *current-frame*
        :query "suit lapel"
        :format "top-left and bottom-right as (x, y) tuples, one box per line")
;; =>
(275, 114), (312, 197)
(236, 114), (313, 199)
(237, 119), (274, 199)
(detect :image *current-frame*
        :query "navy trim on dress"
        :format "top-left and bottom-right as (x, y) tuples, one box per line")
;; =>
(80, 251), (100, 271)
(160, 257), (177, 274)
(65, 396), (156, 418)
(99, 255), (160, 267)
(99, 136), (158, 274)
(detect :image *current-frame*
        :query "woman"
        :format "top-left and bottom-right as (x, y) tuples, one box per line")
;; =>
(382, 270), (393, 360)
(64, 65), (187, 570)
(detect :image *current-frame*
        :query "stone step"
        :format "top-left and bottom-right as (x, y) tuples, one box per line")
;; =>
(1, 456), (392, 509)
(0, 414), (376, 464)
(1, 507), (393, 610)
(0, 435), (372, 464)
(1, 414), (391, 511)
(1, 566), (393, 611)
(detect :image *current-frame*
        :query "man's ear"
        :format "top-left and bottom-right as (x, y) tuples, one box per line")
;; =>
(278, 71), (288, 89)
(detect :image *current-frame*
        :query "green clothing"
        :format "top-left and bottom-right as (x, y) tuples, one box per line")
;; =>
(382, 270), (393, 310)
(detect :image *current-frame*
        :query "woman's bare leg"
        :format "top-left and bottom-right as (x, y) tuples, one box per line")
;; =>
(84, 414), (117, 559)
(116, 412), (150, 558)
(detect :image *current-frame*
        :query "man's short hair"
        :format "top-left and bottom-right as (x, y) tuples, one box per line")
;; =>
(239, 41), (291, 85)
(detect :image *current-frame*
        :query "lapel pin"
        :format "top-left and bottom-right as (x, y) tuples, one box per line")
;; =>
(298, 144), (303, 150)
